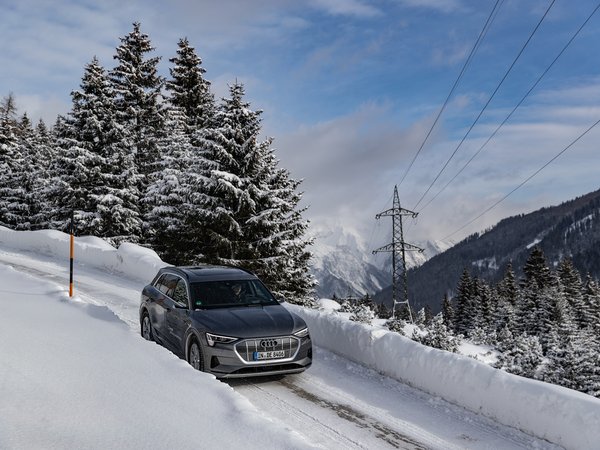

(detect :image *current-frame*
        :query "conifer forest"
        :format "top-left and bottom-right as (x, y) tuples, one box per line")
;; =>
(0, 23), (314, 303)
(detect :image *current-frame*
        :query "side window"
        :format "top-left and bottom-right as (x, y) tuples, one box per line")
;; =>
(155, 274), (178, 297)
(153, 274), (168, 293)
(172, 279), (189, 307)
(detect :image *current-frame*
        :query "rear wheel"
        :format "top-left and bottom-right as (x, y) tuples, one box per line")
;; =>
(141, 312), (153, 341)
(188, 340), (204, 371)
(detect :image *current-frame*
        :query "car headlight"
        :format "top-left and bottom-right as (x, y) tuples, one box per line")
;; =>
(206, 333), (238, 347)
(293, 327), (309, 338)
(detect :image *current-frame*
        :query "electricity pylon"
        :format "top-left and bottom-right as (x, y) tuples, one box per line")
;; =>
(373, 185), (423, 322)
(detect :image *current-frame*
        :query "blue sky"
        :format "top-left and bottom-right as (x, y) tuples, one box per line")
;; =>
(2, 0), (600, 249)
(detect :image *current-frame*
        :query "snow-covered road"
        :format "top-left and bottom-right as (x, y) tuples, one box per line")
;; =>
(0, 247), (562, 449)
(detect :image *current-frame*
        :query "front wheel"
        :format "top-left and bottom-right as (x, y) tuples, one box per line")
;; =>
(141, 312), (154, 341)
(188, 340), (204, 371)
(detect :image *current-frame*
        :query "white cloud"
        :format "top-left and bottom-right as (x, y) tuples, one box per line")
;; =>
(396, 0), (463, 13)
(309, 0), (382, 17)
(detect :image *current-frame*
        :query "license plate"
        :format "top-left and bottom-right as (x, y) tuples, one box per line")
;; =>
(253, 350), (285, 361)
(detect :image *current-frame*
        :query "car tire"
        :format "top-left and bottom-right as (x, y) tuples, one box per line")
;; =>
(188, 339), (204, 372)
(141, 312), (154, 341)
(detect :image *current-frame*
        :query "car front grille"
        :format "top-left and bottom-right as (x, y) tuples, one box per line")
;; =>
(234, 336), (300, 364)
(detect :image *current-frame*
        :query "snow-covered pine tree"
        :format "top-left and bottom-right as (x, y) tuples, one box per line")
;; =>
(349, 304), (375, 324)
(518, 247), (554, 336)
(194, 82), (315, 303)
(497, 262), (518, 306)
(0, 93), (18, 146)
(110, 22), (165, 236)
(583, 274), (600, 332)
(251, 152), (315, 301)
(474, 277), (493, 331)
(441, 293), (454, 329)
(523, 246), (553, 289)
(414, 313), (459, 353)
(28, 120), (55, 229)
(453, 269), (474, 335)
(0, 94), (29, 229)
(558, 258), (587, 329)
(49, 57), (143, 242)
(145, 105), (200, 263)
(166, 37), (215, 132)
(494, 333), (543, 378)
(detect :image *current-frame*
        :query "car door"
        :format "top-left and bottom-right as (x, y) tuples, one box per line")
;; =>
(164, 277), (192, 355)
(151, 273), (179, 343)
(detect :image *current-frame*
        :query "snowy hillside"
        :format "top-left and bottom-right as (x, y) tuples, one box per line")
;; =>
(310, 224), (451, 299)
(1, 227), (599, 449)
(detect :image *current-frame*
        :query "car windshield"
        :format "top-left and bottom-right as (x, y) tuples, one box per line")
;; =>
(190, 279), (279, 309)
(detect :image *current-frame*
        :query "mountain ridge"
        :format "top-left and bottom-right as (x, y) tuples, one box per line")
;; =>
(374, 188), (600, 313)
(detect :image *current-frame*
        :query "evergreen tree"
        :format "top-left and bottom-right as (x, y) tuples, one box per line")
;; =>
(441, 293), (454, 329)
(453, 269), (474, 335)
(49, 58), (142, 241)
(385, 317), (406, 335)
(474, 277), (493, 331)
(110, 21), (165, 230)
(558, 258), (586, 328)
(28, 120), (56, 229)
(518, 247), (554, 336)
(166, 37), (215, 131)
(523, 246), (552, 289)
(0, 104), (34, 230)
(497, 262), (518, 306)
(413, 314), (459, 353)
(145, 106), (198, 262)
(349, 304), (375, 324)
(583, 274), (600, 332)
(0, 93), (18, 146)
(494, 333), (543, 378)
(194, 82), (314, 302)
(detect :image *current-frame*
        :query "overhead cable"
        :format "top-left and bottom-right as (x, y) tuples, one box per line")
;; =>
(441, 117), (600, 241)
(419, 1), (600, 214)
(412, 0), (557, 210)
(397, 0), (504, 187)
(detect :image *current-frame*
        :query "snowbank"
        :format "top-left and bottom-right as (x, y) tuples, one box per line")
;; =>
(287, 305), (600, 450)
(0, 227), (167, 282)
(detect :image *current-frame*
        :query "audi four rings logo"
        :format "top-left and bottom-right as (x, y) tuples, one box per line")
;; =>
(260, 339), (278, 348)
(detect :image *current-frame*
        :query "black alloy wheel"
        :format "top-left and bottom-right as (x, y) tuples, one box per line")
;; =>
(141, 312), (154, 341)
(188, 340), (204, 371)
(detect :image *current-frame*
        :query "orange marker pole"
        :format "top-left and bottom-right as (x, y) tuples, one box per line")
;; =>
(69, 212), (74, 297)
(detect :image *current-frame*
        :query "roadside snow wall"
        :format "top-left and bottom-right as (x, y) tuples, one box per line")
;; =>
(287, 305), (600, 450)
(0, 227), (167, 283)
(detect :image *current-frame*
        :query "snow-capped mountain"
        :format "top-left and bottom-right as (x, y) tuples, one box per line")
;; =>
(310, 225), (451, 299)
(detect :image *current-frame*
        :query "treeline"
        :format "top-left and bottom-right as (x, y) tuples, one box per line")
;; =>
(390, 189), (600, 315)
(440, 246), (600, 398)
(0, 23), (314, 303)
(344, 246), (600, 398)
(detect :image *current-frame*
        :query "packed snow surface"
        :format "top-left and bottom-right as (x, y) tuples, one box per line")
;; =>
(1, 227), (599, 449)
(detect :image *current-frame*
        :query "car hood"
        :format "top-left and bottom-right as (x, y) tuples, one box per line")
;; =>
(191, 304), (306, 338)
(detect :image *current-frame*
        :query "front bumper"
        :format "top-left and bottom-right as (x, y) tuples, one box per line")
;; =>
(203, 335), (312, 378)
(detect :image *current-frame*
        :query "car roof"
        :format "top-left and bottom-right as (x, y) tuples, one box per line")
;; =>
(159, 265), (258, 283)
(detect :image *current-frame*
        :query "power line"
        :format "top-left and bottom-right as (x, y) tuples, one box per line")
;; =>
(442, 116), (600, 241)
(418, 1), (600, 214)
(412, 0), (556, 210)
(397, 0), (503, 187)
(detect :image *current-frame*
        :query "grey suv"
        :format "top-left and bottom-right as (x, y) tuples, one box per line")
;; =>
(139, 266), (312, 378)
